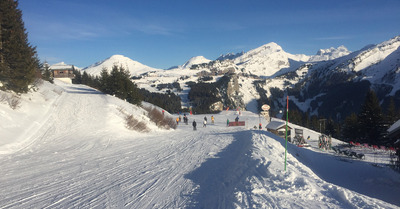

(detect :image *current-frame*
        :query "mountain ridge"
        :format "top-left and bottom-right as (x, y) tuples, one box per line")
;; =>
(71, 35), (400, 119)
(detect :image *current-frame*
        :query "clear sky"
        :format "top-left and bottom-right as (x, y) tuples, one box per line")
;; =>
(18, 0), (400, 69)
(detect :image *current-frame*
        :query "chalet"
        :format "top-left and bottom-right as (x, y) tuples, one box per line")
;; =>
(49, 62), (75, 79)
(266, 120), (292, 141)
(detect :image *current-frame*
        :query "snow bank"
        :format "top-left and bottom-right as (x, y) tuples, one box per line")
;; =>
(0, 81), (399, 208)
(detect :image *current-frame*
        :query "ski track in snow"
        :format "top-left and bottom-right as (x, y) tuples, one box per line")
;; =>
(0, 81), (399, 209)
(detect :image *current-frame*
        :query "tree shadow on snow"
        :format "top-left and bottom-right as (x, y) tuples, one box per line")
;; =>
(65, 86), (104, 95)
(184, 130), (259, 209)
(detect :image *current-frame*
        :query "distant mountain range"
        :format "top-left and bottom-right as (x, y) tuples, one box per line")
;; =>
(77, 35), (400, 120)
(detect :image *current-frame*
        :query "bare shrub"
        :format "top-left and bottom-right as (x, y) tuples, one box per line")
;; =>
(8, 95), (21, 110)
(0, 92), (7, 103)
(117, 106), (149, 132)
(125, 115), (149, 132)
(143, 106), (177, 130)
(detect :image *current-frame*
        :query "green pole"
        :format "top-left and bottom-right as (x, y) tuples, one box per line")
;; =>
(284, 95), (288, 171)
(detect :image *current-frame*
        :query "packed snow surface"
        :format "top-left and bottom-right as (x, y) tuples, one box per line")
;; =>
(1, 80), (400, 208)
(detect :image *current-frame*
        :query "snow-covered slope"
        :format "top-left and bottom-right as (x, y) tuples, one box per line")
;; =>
(234, 42), (309, 77)
(309, 45), (351, 62)
(82, 54), (162, 77)
(181, 56), (212, 69)
(69, 35), (400, 115)
(259, 35), (400, 118)
(0, 81), (399, 208)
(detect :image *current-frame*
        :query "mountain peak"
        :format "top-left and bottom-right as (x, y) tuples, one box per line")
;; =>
(83, 54), (160, 76)
(309, 46), (351, 62)
(181, 56), (211, 69)
(109, 54), (128, 60)
(254, 42), (283, 54)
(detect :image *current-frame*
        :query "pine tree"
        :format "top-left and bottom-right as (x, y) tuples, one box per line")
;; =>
(0, 0), (39, 93)
(72, 69), (82, 84)
(341, 113), (359, 142)
(41, 61), (53, 83)
(358, 90), (385, 144)
(385, 97), (398, 124)
(99, 68), (110, 94)
(100, 65), (142, 105)
(81, 71), (90, 85)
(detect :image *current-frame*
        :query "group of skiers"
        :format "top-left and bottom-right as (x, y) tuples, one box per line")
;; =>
(191, 116), (215, 130)
(176, 114), (189, 125)
(319, 134), (332, 150)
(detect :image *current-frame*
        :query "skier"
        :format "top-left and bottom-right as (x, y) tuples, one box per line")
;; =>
(176, 117), (179, 125)
(235, 116), (239, 125)
(227, 119), (230, 127)
(203, 119), (207, 127)
(204, 116), (207, 122)
(211, 115), (214, 124)
(192, 120), (197, 130)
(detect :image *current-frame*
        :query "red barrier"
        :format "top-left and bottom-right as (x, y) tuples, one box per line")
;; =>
(229, 121), (245, 126)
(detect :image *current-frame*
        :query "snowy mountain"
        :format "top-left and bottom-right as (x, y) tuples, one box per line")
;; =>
(233, 42), (310, 77)
(76, 35), (400, 117)
(309, 45), (351, 62)
(216, 51), (245, 61)
(1, 80), (399, 208)
(82, 54), (162, 76)
(180, 56), (212, 69)
(262, 35), (400, 119)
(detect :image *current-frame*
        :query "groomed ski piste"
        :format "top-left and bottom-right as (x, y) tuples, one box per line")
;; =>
(1, 80), (400, 209)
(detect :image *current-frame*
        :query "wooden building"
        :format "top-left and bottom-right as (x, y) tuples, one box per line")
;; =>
(49, 62), (75, 78)
(266, 120), (292, 141)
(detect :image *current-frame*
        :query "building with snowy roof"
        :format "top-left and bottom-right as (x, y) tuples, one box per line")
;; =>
(266, 120), (292, 141)
(49, 62), (75, 79)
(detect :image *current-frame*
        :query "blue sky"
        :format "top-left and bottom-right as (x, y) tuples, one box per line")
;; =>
(19, 0), (400, 69)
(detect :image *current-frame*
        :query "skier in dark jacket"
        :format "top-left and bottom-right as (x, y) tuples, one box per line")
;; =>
(192, 120), (197, 130)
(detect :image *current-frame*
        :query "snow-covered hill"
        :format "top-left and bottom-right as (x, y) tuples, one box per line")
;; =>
(256, 35), (400, 119)
(72, 35), (400, 116)
(82, 54), (162, 77)
(233, 42), (309, 77)
(309, 45), (351, 62)
(180, 56), (212, 69)
(0, 80), (399, 208)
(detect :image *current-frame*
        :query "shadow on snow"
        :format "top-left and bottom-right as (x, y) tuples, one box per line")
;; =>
(266, 131), (400, 207)
(65, 86), (104, 95)
(184, 130), (259, 209)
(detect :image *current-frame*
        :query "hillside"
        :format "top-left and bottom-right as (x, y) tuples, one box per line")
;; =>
(0, 81), (399, 208)
(76, 35), (400, 119)
(263, 35), (400, 119)
(82, 55), (162, 77)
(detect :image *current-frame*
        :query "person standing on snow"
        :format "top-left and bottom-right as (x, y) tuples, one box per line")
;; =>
(211, 115), (214, 124)
(203, 119), (207, 127)
(192, 120), (197, 130)
(227, 119), (230, 127)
